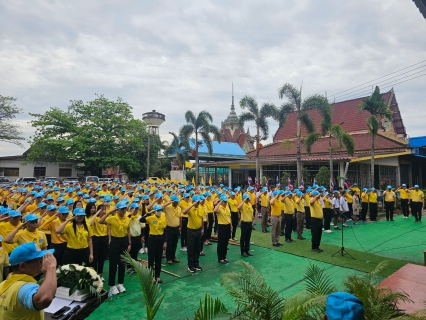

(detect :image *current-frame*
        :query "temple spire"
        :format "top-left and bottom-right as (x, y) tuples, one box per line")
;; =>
(231, 82), (235, 111)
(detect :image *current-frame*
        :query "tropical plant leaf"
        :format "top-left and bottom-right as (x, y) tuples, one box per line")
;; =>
(303, 263), (337, 296)
(191, 293), (230, 320)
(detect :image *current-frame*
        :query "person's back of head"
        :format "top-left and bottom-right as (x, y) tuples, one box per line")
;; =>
(325, 292), (365, 320)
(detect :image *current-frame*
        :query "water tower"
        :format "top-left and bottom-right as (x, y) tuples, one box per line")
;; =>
(142, 110), (165, 179)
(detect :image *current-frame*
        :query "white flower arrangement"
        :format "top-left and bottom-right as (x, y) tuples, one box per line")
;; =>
(57, 264), (104, 297)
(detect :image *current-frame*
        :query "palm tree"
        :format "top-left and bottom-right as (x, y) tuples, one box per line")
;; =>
(278, 83), (331, 186)
(179, 111), (221, 185)
(358, 86), (393, 187)
(305, 104), (355, 187)
(167, 131), (188, 169)
(239, 95), (277, 184)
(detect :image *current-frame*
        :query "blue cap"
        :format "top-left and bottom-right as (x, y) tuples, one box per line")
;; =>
(116, 202), (127, 209)
(402, 184), (406, 187)
(170, 195), (180, 202)
(415, 184), (419, 188)
(132, 198), (140, 202)
(89, 198), (96, 203)
(220, 195), (228, 202)
(66, 199), (74, 205)
(9, 210), (22, 218)
(183, 193), (190, 198)
(204, 191), (212, 197)
(47, 204), (57, 211)
(113, 195), (120, 200)
(130, 203), (139, 209)
(73, 208), (86, 216)
(311, 190), (320, 196)
(362, 188), (367, 191)
(297, 191), (303, 197)
(387, 185), (392, 189)
(104, 195), (112, 202)
(24, 214), (39, 222)
(370, 188), (375, 191)
(142, 195), (149, 200)
(229, 191), (236, 196)
(76, 191), (83, 196)
(284, 190), (292, 195)
(46, 195), (54, 201)
(199, 195), (205, 201)
(247, 186), (254, 191)
(155, 192), (163, 199)
(58, 206), (70, 214)
(57, 197), (65, 202)
(0, 207), (10, 215)
(262, 187), (267, 192)
(272, 190), (280, 196)
(243, 194), (250, 200)
(326, 292), (364, 320)
(9, 242), (54, 266)
(153, 204), (163, 211)
(38, 202), (47, 208)
(192, 195), (200, 202)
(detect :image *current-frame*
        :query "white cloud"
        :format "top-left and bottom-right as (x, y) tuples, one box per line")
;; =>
(0, 0), (425, 156)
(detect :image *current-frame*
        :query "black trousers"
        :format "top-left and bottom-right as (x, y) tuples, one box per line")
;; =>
(187, 227), (202, 268)
(369, 203), (378, 221)
(92, 235), (108, 274)
(401, 199), (409, 217)
(411, 202), (423, 221)
(166, 226), (179, 260)
(323, 208), (332, 230)
(361, 202), (369, 221)
(213, 213), (218, 234)
(108, 236), (129, 286)
(311, 217), (323, 250)
(46, 234), (52, 249)
(305, 206), (311, 229)
(231, 211), (239, 239)
(144, 224), (150, 248)
(240, 221), (252, 254)
(181, 217), (188, 247)
(129, 235), (142, 261)
(52, 242), (67, 266)
(205, 213), (214, 240)
(217, 224), (230, 261)
(292, 211), (297, 232)
(284, 214), (293, 240)
(348, 203), (353, 217)
(385, 202), (395, 220)
(63, 247), (89, 266)
(148, 235), (164, 278)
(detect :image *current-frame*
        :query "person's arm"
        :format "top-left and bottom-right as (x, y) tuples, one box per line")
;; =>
(183, 202), (196, 214)
(162, 201), (172, 209)
(270, 194), (278, 205)
(310, 195), (319, 205)
(214, 201), (223, 213)
(4, 223), (26, 244)
(88, 237), (94, 263)
(237, 200), (245, 210)
(55, 217), (74, 234)
(89, 209), (102, 226)
(99, 208), (117, 224)
(127, 227), (131, 252)
(32, 253), (57, 310)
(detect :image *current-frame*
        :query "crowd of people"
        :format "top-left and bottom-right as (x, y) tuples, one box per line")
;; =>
(0, 178), (424, 301)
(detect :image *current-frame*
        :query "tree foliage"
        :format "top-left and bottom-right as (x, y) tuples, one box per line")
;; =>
(0, 95), (24, 146)
(315, 166), (330, 187)
(27, 95), (151, 177)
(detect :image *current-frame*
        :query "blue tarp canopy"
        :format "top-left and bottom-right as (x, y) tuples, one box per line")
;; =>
(409, 136), (426, 147)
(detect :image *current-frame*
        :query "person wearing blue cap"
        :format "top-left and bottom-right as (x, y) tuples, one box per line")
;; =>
(360, 188), (369, 222)
(309, 190), (323, 253)
(260, 187), (270, 233)
(0, 242), (57, 320)
(99, 202), (131, 294)
(56, 208), (93, 266)
(294, 191), (306, 240)
(140, 204), (166, 283)
(0, 235), (11, 282)
(228, 192), (239, 241)
(39, 204), (57, 248)
(88, 205), (108, 279)
(270, 191), (283, 247)
(5, 214), (48, 251)
(214, 195), (231, 264)
(0, 210), (22, 255)
(396, 184), (410, 218)
(162, 196), (182, 264)
(281, 191), (296, 244)
(324, 292), (365, 320)
(125, 203), (144, 274)
(409, 184), (424, 222)
(182, 196), (204, 273)
(383, 185), (396, 221)
(238, 194), (254, 257)
(179, 193), (191, 252)
(203, 192), (214, 246)
(368, 188), (378, 221)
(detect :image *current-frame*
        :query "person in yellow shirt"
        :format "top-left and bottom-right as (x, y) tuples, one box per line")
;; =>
(281, 191), (295, 243)
(214, 195), (231, 264)
(360, 188), (369, 222)
(294, 191), (306, 240)
(304, 190), (313, 230)
(89, 205), (108, 278)
(368, 188), (378, 221)
(247, 186), (257, 230)
(409, 184), (424, 222)
(38, 206), (69, 266)
(0, 236), (11, 282)
(4, 213), (48, 250)
(99, 202), (131, 294)
(269, 190), (283, 247)
(39, 204), (57, 248)
(396, 183), (410, 218)
(323, 192), (333, 233)
(179, 193), (191, 252)
(56, 208), (93, 266)
(259, 187), (270, 233)
(183, 196), (204, 273)
(203, 192), (214, 246)
(345, 190), (353, 219)
(162, 196), (182, 264)
(383, 185), (396, 221)
(228, 192), (239, 241)
(238, 194), (254, 257)
(140, 204), (166, 284)
(0, 242), (57, 320)
(0, 210), (22, 254)
(309, 190), (323, 253)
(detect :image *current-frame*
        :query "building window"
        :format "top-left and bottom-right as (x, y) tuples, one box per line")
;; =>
(4, 168), (19, 176)
(59, 163), (73, 168)
(34, 167), (46, 178)
(59, 168), (72, 177)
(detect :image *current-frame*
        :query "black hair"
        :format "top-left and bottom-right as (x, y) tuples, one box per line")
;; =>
(72, 216), (90, 235)
(73, 200), (82, 210)
(85, 202), (97, 218)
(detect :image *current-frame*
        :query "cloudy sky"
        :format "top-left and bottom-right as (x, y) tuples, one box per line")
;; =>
(1, 0), (425, 156)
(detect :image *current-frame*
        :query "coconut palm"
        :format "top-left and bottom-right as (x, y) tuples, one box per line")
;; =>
(358, 86), (393, 187)
(179, 111), (221, 185)
(239, 96), (277, 184)
(304, 104), (355, 186)
(278, 83), (331, 186)
(167, 131), (189, 169)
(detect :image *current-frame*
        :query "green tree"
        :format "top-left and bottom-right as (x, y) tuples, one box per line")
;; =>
(0, 95), (24, 146)
(28, 95), (149, 177)
(239, 95), (277, 185)
(278, 83), (330, 186)
(305, 104), (355, 187)
(358, 86), (393, 187)
(315, 166), (330, 187)
(179, 111), (221, 185)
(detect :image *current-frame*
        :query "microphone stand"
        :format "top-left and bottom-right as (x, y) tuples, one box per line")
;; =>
(331, 210), (355, 259)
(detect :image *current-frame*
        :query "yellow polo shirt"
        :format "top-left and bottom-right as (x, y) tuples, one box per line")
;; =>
(64, 223), (92, 249)
(384, 191), (396, 202)
(240, 202), (253, 222)
(13, 229), (48, 250)
(41, 217), (68, 244)
(217, 205), (231, 225)
(309, 199), (323, 219)
(369, 192), (377, 204)
(106, 215), (131, 237)
(410, 190), (424, 202)
(187, 206), (203, 229)
(270, 198), (282, 217)
(0, 251), (10, 282)
(399, 188), (410, 200)
(163, 205), (181, 227)
(179, 199), (190, 218)
(146, 213), (166, 235)
(0, 222), (21, 254)
(91, 216), (108, 237)
(228, 198), (238, 212)
(260, 193), (269, 207)
(361, 192), (369, 203)
(282, 197), (294, 214)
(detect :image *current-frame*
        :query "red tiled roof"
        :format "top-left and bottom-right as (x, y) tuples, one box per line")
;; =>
(221, 128), (250, 149)
(247, 132), (409, 159)
(273, 92), (398, 141)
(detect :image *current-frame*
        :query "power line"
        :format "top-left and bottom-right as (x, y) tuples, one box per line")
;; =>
(333, 65), (426, 101)
(334, 73), (426, 102)
(331, 59), (426, 97)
